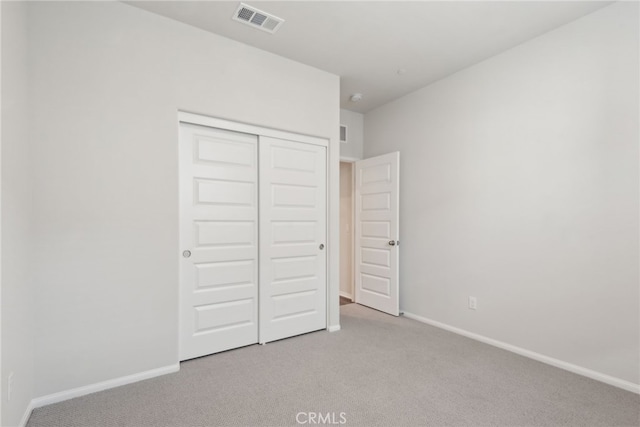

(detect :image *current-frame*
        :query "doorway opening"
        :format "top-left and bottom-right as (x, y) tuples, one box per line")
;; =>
(340, 161), (355, 306)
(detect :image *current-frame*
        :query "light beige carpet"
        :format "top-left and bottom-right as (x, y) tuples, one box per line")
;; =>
(27, 304), (639, 426)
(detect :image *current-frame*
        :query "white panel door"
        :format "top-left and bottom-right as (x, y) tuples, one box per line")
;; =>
(355, 152), (400, 316)
(259, 136), (327, 343)
(179, 123), (258, 360)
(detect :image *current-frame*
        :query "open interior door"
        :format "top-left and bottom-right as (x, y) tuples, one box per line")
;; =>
(354, 152), (400, 316)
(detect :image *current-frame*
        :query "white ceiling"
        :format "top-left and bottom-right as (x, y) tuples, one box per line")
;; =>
(126, 1), (612, 113)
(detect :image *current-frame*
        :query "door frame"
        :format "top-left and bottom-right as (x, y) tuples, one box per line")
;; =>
(179, 112), (329, 148)
(177, 111), (338, 355)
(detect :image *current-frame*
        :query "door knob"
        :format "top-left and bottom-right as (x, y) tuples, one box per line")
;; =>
(388, 240), (396, 246)
(182, 250), (191, 258)
(319, 244), (325, 250)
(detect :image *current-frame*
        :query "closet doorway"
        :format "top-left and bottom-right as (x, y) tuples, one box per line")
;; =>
(179, 114), (329, 361)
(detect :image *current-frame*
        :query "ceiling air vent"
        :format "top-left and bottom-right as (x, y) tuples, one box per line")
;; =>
(232, 3), (284, 34)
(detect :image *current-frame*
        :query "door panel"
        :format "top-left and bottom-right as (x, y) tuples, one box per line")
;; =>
(259, 137), (327, 343)
(179, 123), (258, 360)
(355, 152), (400, 316)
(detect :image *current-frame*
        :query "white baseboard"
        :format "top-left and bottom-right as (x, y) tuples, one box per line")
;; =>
(402, 311), (640, 394)
(19, 399), (35, 427)
(328, 324), (341, 332)
(31, 364), (180, 409)
(339, 291), (353, 300)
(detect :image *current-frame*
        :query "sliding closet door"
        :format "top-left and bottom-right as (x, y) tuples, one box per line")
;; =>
(259, 136), (327, 343)
(179, 123), (258, 361)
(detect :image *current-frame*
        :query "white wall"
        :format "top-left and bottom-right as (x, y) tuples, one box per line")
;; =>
(28, 1), (339, 398)
(339, 109), (364, 160)
(365, 2), (639, 385)
(1, 1), (35, 425)
(339, 162), (353, 298)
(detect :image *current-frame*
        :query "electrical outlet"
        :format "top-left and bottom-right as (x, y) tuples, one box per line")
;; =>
(468, 296), (477, 310)
(7, 372), (14, 402)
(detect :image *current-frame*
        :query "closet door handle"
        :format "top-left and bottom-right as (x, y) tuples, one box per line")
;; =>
(319, 244), (325, 250)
